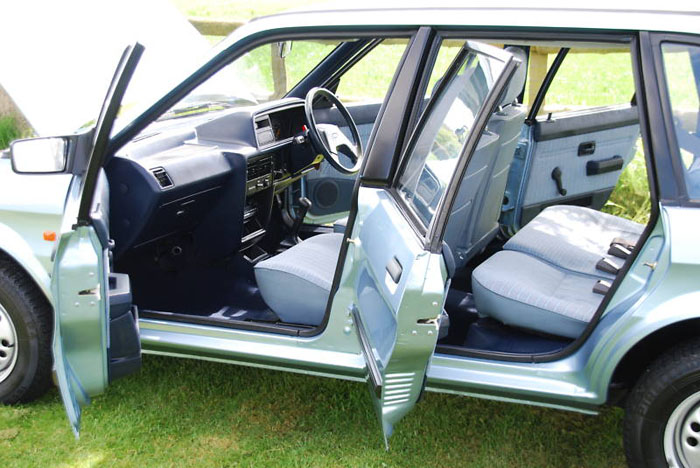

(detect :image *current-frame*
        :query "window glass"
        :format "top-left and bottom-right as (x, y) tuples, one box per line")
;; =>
(158, 40), (342, 121)
(336, 39), (409, 103)
(424, 40), (468, 100)
(661, 42), (700, 199)
(537, 48), (635, 116)
(397, 46), (506, 228)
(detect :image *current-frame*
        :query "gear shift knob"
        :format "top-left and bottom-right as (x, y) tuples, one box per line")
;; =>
(291, 197), (312, 243)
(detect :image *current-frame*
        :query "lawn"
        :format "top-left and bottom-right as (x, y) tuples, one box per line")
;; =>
(1, 356), (626, 468)
(0, 2), (650, 467)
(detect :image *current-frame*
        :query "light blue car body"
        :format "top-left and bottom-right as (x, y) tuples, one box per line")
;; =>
(1, 4), (699, 442)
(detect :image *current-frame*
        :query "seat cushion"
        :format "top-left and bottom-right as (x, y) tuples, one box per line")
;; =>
(254, 233), (343, 326)
(505, 205), (644, 278)
(472, 250), (604, 339)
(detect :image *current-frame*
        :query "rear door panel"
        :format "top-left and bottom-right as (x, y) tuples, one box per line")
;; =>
(336, 38), (518, 444)
(512, 105), (639, 227)
(340, 188), (447, 443)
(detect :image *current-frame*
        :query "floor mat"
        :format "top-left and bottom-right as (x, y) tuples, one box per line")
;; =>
(119, 251), (274, 319)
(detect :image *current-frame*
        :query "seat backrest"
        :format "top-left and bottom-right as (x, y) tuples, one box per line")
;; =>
(443, 130), (501, 266)
(444, 47), (528, 269)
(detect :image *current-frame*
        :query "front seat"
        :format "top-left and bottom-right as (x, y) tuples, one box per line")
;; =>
(443, 46), (529, 268)
(254, 233), (344, 325)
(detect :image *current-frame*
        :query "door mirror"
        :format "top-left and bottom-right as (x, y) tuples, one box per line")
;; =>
(11, 137), (68, 173)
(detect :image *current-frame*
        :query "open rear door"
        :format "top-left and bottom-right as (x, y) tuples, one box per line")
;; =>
(52, 43), (143, 436)
(333, 40), (518, 445)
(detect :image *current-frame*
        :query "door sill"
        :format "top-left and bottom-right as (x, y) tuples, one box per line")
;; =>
(140, 309), (313, 336)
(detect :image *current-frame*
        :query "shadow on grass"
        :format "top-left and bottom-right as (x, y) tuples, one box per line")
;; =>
(0, 355), (625, 467)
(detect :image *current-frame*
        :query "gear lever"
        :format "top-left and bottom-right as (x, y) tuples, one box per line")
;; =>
(291, 197), (312, 244)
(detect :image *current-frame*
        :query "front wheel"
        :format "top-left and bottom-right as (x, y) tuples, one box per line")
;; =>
(0, 258), (53, 404)
(624, 338), (700, 467)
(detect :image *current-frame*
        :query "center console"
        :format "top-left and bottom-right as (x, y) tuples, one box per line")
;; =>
(241, 154), (275, 253)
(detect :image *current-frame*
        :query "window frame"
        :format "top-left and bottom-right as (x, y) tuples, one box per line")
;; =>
(388, 38), (518, 252)
(649, 32), (700, 206)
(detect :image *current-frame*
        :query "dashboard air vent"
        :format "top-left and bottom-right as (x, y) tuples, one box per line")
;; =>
(151, 167), (173, 189)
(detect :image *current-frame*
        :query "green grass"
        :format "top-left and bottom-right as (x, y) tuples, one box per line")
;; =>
(0, 116), (21, 150)
(0, 355), (626, 468)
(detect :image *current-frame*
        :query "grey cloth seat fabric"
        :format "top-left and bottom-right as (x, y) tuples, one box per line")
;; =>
(444, 46), (528, 269)
(254, 233), (343, 325)
(504, 205), (644, 279)
(443, 130), (501, 266)
(472, 205), (645, 338)
(472, 250), (603, 339)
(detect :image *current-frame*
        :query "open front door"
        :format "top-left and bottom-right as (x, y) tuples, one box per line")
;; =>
(334, 40), (518, 445)
(52, 43), (143, 436)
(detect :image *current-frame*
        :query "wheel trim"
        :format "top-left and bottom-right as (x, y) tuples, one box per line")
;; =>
(664, 391), (700, 468)
(0, 302), (18, 384)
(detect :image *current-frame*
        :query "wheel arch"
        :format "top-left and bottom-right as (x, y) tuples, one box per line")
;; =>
(608, 318), (700, 404)
(0, 223), (53, 305)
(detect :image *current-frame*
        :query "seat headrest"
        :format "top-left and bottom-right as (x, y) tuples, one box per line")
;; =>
(500, 46), (528, 106)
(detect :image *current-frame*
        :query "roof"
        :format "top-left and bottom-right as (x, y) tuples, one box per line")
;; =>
(238, 2), (700, 37)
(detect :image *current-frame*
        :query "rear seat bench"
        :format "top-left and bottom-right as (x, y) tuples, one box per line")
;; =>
(472, 205), (644, 339)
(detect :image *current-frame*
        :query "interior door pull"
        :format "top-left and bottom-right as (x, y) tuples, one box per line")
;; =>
(386, 256), (403, 283)
(551, 167), (567, 196)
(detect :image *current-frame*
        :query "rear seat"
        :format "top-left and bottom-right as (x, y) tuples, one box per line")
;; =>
(504, 205), (644, 279)
(472, 205), (645, 339)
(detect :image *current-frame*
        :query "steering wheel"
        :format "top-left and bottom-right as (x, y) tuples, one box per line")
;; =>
(304, 87), (363, 175)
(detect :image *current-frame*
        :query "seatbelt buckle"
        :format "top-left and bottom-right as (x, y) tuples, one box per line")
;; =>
(593, 279), (612, 295)
(608, 243), (632, 259)
(596, 257), (621, 275)
(610, 237), (636, 251)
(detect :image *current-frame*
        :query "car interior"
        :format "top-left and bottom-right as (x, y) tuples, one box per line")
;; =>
(105, 34), (649, 359)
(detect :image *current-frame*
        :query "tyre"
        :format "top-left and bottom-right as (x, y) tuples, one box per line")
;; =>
(0, 258), (53, 404)
(624, 338), (700, 467)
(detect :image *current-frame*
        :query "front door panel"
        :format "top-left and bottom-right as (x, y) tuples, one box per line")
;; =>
(52, 43), (143, 435)
(52, 196), (110, 435)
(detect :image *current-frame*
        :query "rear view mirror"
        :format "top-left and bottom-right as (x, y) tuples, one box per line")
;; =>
(11, 137), (68, 174)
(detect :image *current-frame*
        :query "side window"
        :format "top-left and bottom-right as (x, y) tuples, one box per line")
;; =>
(397, 45), (507, 229)
(661, 42), (700, 199)
(335, 39), (410, 103)
(536, 48), (635, 116)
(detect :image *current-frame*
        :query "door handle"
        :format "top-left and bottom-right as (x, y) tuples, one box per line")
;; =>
(551, 167), (567, 196)
(586, 155), (624, 176)
(386, 256), (403, 283)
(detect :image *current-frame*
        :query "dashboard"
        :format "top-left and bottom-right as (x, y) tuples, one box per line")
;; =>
(106, 98), (321, 259)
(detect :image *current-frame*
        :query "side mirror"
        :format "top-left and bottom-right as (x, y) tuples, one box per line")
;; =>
(10, 137), (68, 174)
